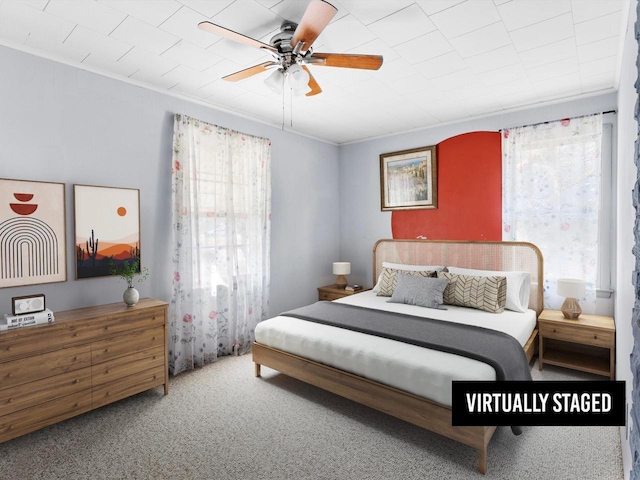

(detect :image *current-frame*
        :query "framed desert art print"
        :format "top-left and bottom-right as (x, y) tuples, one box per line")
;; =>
(0, 178), (67, 288)
(74, 184), (141, 280)
(380, 145), (438, 211)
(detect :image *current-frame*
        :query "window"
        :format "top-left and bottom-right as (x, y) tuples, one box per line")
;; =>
(503, 114), (603, 312)
(169, 114), (271, 375)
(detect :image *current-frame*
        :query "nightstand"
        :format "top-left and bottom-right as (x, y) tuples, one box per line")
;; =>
(318, 285), (370, 301)
(538, 309), (615, 379)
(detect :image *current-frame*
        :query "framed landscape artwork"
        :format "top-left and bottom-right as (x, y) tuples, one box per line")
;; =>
(380, 146), (438, 211)
(74, 185), (141, 280)
(0, 178), (67, 288)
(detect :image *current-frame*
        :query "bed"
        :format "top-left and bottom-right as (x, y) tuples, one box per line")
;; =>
(253, 239), (544, 474)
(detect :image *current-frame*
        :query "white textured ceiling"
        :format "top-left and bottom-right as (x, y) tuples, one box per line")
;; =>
(0, 0), (628, 144)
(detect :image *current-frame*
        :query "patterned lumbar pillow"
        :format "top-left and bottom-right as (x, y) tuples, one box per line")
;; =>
(387, 273), (449, 309)
(437, 272), (507, 313)
(376, 267), (436, 297)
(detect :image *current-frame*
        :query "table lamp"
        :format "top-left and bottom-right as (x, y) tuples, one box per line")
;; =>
(333, 262), (350, 289)
(557, 278), (586, 319)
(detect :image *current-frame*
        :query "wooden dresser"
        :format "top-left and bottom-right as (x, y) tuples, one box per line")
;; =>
(0, 298), (168, 443)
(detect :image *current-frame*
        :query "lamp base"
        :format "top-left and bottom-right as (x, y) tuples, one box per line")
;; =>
(561, 297), (582, 320)
(335, 275), (347, 289)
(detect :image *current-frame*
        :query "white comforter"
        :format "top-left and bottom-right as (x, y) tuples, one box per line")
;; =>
(254, 291), (536, 406)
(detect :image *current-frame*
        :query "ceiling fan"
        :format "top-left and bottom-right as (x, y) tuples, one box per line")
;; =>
(198, 0), (383, 97)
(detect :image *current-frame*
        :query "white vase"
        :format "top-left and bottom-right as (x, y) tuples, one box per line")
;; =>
(123, 287), (139, 307)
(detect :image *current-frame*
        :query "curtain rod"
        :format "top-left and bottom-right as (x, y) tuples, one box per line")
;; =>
(502, 110), (616, 131)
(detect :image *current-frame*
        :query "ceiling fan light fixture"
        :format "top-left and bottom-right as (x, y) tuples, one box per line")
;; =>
(199, 0), (383, 99)
(264, 68), (285, 94)
(287, 64), (310, 89)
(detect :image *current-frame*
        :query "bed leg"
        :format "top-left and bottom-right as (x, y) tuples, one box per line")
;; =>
(478, 446), (487, 474)
(255, 362), (261, 378)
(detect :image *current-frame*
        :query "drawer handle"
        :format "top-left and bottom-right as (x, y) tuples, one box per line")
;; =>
(553, 329), (556, 333)
(73, 356), (78, 361)
(594, 335), (598, 339)
(106, 369), (110, 374)
(104, 348), (109, 353)
(152, 337), (156, 341)
(73, 333), (79, 337)
(6, 373), (12, 378)
(74, 379), (80, 384)
(73, 403), (79, 408)
(8, 398), (13, 404)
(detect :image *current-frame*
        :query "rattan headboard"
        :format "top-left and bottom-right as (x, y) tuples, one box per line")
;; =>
(373, 239), (544, 316)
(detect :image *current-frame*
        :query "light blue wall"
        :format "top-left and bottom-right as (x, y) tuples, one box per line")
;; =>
(615, 1), (637, 477)
(338, 93), (618, 288)
(0, 45), (340, 317)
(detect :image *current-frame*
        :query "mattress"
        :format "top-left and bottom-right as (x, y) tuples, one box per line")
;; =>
(254, 291), (537, 406)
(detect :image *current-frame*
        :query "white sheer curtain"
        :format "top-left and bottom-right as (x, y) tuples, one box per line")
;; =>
(169, 114), (271, 376)
(502, 114), (602, 312)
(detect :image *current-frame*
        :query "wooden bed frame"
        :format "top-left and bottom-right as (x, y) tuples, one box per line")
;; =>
(253, 240), (544, 474)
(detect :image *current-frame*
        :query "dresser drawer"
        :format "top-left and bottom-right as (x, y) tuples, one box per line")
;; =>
(540, 323), (613, 348)
(0, 389), (92, 443)
(92, 345), (165, 386)
(91, 326), (165, 364)
(0, 344), (91, 391)
(0, 324), (99, 363)
(93, 365), (165, 409)
(0, 367), (91, 418)
(89, 307), (166, 340)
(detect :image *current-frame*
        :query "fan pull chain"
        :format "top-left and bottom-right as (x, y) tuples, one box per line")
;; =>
(281, 78), (285, 131)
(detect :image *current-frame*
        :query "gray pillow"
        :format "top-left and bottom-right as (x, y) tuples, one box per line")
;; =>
(387, 273), (449, 310)
(375, 267), (436, 297)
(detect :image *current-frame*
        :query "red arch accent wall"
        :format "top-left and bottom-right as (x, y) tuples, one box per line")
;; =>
(391, 131), (502, 241)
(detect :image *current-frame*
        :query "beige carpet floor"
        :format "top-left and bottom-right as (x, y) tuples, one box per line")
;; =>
(0, 354), (623, 480)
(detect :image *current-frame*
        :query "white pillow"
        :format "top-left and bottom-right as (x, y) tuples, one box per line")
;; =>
(372, 262), (446, 293)
(446, 266), (531, 313)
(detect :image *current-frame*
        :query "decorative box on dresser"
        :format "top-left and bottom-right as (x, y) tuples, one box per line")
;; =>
(318, 285), (371, 301)
(0, 298), (168, 443)
(538, 309), (615, 380)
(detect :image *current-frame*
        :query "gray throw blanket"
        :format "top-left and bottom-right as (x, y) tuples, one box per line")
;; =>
(280, 302), (531, 381)
(281, 301), (530, 435)
(281, 302), (531, 383)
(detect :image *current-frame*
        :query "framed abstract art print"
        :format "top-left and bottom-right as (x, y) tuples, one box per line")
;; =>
(0, 178), (67, 288)
(74, 184), (141, 280)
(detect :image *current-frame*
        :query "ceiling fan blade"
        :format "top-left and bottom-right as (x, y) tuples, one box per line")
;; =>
(308, 53), (383, 70)
(302, 65), (322, 96)
(198, 21), (277, 52)
(222, 62), (277, 82)
(290, 0), (337, 52)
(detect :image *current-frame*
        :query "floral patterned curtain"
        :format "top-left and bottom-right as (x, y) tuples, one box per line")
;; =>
(169, 114), (271, 376)
(502, 114), (602, 312)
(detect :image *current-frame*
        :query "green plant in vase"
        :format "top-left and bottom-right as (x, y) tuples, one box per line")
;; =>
(109, 260), (149, 307)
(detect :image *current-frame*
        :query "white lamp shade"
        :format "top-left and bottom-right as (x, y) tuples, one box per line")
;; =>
(333, 262), (351, 275)
(557, 278), (586, 298)
(287, 64), (309, 89)
(264, 69), (284, 94)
